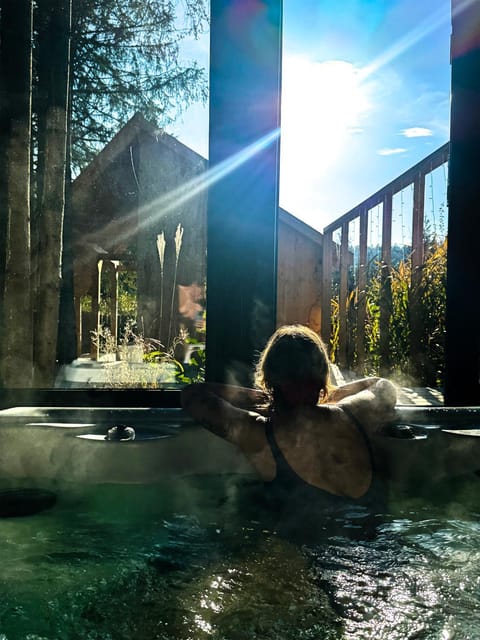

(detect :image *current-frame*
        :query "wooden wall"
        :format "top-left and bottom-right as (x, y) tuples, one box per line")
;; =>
(277, 209), (323, 331)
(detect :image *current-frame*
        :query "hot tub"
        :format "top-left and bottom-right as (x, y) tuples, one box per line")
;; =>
(0, 406), (254, 486)
(0, 404), (480, 639)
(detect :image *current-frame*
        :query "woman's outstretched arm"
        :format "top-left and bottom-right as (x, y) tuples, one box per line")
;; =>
(182, 383), (267, 411)
(328, 377), (382, 403)
(181, 383), (266, 448)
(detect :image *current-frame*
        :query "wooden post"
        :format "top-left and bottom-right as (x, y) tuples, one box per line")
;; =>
(75, 294), (82, 357)
(102, 260), (119, 346)
(356, 210), (368, 373)
(206, 0), (282, 384)
(410, 172), (426, 380)
(411, 173), (426, 274)
(445, 0), (480, 405)
(93, 259), (103, 360)
(321, 230), (333, 354)
(379, 192), (392, 376)
(338, 222), (349, 368)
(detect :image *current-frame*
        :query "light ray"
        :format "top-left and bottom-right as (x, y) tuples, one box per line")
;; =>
(360, 0), (475, 81)
(359, 5), (450, 80)
(83, 127), (280, 253)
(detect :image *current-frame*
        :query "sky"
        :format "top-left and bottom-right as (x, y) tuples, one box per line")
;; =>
(172, 0), (451, 233)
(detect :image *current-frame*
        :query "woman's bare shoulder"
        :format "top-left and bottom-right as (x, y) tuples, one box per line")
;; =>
(335, 377), (397, 431)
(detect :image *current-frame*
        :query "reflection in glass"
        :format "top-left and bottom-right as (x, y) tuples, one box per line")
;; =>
(0, 0), (209, 389)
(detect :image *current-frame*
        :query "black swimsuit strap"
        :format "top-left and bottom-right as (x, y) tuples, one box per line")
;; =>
(264, 418), (310, 487)
(265, 418), (288, 468)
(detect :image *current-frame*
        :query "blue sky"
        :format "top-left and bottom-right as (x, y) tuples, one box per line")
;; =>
(173, 0), (451, 232)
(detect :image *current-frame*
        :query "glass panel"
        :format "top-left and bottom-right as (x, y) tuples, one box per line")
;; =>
(348, 218), (360, 291)
(421, 162), (449, 388)
(392, 185), (414, 263)
(0, 0), (209, 389)
(424, 163), (449, 241)
(367, 205), (383, 279)
(346, 217), (360, 370)
(364, 204), (383, 372)
(278, 0), (451, 382)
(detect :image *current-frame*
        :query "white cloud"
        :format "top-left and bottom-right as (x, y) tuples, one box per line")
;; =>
(401, 127), (433, 138)
(377, 147), (407, 156)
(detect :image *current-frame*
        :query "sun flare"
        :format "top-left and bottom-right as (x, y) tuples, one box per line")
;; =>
(280, 56), (371, 218)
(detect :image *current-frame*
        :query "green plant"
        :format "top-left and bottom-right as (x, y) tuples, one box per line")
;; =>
(359, 236), (447, 387)
(175, 338), (206, 384)
(90, 319), (193, 388)
(329, 296), (340, 363)
(417, 237), (447, 387)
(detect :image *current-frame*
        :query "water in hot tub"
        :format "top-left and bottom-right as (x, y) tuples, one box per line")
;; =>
(1, 473), (480, 640)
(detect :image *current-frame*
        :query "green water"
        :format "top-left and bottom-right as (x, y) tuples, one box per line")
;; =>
(1, 475), (480, 640)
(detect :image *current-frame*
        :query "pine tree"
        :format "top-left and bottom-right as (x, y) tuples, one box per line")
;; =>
(69, 0), (208, 171)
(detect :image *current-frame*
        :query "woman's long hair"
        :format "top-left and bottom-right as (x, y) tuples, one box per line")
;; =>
(254, 325), (331, 410)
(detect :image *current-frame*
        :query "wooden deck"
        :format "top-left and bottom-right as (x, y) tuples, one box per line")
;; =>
(395, 386), (444, 406)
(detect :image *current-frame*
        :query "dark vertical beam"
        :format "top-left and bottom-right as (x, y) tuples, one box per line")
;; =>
(445, 0), (480, 405)
(206, 0), (283, 384)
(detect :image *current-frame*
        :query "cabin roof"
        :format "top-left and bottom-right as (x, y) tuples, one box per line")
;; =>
(73, 112), (322, 241)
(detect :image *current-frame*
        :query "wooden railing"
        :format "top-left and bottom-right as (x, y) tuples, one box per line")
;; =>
(321, 142), (450, 377)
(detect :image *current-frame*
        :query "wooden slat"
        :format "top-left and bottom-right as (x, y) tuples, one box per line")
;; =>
(411, 172), (426, 274)
(381, 193), (392, 267)
(356, 210), (368, 373)
(410, 172), (426, 378)
(321, 231), (333, 352)
(93, 259), (102, 360)
(338, 222), (349, 367)
(379, 193), (392, 375)
(324, 143), (449, 234)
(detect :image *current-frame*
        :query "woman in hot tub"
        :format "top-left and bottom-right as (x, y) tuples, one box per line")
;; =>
(181, 324), (397, 522)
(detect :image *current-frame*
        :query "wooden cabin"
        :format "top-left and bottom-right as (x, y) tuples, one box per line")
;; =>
(71, 113), (324, 357)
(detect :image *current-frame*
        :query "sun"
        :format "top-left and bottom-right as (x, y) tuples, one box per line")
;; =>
(280, 55), (371, 220)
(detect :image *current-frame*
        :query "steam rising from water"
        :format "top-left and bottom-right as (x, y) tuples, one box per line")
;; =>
(1, 475), (480, 639)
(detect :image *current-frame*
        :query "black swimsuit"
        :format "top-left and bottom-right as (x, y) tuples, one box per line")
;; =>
(263, 406), (386, 518)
